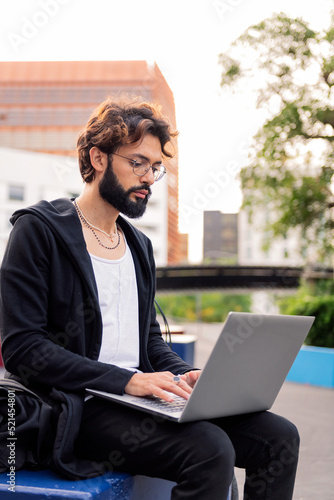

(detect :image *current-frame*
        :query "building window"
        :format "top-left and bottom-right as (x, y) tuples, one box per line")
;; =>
(8, 184), (25, 201)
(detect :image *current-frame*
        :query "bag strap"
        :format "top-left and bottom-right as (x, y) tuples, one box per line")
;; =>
(154, 299), (172, 347)
(0, 378), (44, 401)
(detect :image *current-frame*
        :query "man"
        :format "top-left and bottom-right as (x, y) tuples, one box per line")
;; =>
(0, 97), (299, 499)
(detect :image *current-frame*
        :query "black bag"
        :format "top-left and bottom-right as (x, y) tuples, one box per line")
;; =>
(0, 378), (106, 480)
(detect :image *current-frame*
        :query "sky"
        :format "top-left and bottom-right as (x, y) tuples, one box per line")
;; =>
(1, 0), (333, 261)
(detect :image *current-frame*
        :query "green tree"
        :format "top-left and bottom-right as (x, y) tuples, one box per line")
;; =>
(219, 12), (334, 262)
(278, 280), (334, 347)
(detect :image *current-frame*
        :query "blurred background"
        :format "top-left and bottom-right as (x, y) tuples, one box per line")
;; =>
(0, 0), (333, 343)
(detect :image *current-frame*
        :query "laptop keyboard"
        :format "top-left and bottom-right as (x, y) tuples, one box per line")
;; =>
(143, 394), (187, 413)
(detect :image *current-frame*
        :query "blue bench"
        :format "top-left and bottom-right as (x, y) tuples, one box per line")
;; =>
(0, 469), (235, 499)
(0, 469), (133, 499)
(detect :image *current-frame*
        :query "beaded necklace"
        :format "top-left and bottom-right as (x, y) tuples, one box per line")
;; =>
(73, 199), (121, 250)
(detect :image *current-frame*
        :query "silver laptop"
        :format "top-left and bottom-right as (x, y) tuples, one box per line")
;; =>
(86, 312), (314, 422)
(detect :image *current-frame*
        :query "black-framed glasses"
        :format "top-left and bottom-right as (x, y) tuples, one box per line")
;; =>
(112, 153), (166, 182)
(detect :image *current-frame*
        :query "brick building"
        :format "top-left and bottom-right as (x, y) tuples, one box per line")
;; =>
(0, 60), (185, 264)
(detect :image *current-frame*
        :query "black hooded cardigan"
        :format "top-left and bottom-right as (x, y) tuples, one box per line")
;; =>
(0, 198), (192, 478)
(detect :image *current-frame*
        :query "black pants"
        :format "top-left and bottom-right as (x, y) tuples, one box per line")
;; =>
(75, 398), (300, 500)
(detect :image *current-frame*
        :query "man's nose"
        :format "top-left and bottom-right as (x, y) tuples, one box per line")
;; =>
(140, 166), (155, 185)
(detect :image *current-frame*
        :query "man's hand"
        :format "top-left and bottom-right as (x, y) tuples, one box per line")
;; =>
(125, 371), (195, 402)
(180, 370), (201, 388)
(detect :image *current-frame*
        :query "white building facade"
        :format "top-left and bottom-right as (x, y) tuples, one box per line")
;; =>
(237, 209), (305, 267)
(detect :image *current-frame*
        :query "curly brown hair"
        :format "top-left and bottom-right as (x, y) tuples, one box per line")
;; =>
(77, 96), (178, 183)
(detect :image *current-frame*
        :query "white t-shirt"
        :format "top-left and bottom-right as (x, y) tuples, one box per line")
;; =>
(90, 241), (140, 371)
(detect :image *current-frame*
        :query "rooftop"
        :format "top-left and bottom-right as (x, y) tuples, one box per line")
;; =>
(0, 60), (155, 84)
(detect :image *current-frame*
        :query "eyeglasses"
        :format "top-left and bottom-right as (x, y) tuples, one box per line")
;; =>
(112, 153), (166, 182)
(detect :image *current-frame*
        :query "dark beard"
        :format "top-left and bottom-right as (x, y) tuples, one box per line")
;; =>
(99, 156), (151, 218)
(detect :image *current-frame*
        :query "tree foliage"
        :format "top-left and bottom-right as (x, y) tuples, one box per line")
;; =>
(155, 292), (251, 323)
(278, 280), (334, 347)
(219, 12), (334, 262)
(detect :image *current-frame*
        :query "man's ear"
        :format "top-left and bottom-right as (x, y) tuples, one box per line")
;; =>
(89, 147), (107, 174)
